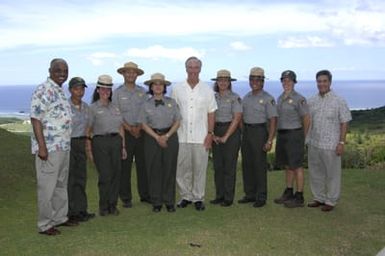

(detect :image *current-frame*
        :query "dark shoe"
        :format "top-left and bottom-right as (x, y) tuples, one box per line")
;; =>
(39, 227), (60, 236)
(284, 197), (304, 208)
(78, 212), (95, 221)
(122, 201), (132, 208)
(56, 219), (79, 227)
(321, 204), (334, 212)
(166, 205), (176, 213)
(152, 205), (162, 213)
(238, 197), (256, 204)
(307, 200), (325, 208)
(177, 199), (192, 208)
(274, 188), (294, 204)
(109, 207), (120, 216)
(253, 200), (266, 208)
(141, 198), (151, 204)
(220, 200), (233, 207)
(210, 198), (224, 205)
(194, 201), (205, 211)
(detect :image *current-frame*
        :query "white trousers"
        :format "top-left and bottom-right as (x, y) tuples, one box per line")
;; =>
(308, 145), (342, 206)
(176, 143), (209, 202)
(35, 151), (70, 232)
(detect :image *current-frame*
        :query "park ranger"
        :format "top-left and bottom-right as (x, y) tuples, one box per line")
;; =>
(210, 69), (242, 207)
(239, 67), (278, 208)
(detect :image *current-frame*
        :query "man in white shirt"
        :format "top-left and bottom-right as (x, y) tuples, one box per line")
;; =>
(171, 56), (217, 211)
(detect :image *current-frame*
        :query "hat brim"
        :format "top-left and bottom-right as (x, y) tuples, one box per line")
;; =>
(211, 77), (237, 81)
(117, 67), (144, 76)
(96, 83), (113, 88)
(70, 83), (87, 88)
(144, 79), (171, 86)
(249, 75), (266, 80)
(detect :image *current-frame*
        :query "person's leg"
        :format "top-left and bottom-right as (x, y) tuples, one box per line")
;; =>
(222, 129), (240, 204)
(191, 144), (209, 202)
(176, 143), (193, 202)
(240, 127), (256, 201)
(308, 145), (327, 204)
(323, 150), (342, 206)
(119, 131), (135, 206)
(134, 133), (150, 201)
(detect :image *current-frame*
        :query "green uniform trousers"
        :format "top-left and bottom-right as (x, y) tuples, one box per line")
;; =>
(144, 133), (179, 206)
(68, 137), (88, 216)
(241, 124), (268, 201)
(212, 124), (240, 202)
(92, 135), (122, 212)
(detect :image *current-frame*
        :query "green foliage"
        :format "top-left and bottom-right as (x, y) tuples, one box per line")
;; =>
(350, 106), (385, 133)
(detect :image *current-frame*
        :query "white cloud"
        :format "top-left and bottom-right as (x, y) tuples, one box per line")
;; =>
(278, 36), (335, 48)
(87, 52), (118, 66)
(125, 45), (205, 61)
(230, 41), (252, 51)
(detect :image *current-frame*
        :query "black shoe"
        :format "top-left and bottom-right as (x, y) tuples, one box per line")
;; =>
(274, 188), (294, 204)
(152, 205), (162, 213)
(253, 200), (266, 208)
(177, 199), (192, 208)
(210, 198), (224, 205)
(122, 201), (132, 208)
(284, 192), (304, 208)
(166, 205), (176, 212)
(194, 201), (205, 211)
(78, 212), (95, 221)
(238, 197), (256, 204)
(109, 207), (120, 216)
(141, 198), (151, 204)
(99, 209), (109, 216)
(220, 200), (233, 207)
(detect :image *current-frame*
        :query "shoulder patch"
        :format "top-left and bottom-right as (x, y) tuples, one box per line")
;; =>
(271, 99), (276, 105)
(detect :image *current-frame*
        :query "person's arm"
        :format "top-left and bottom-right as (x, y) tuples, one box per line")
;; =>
(302, 113), (311, 137)
(204, 112), (215, 150)
(218, 112), (242, 143)
(85, 126), (94, 162)
(263, 116), (277, 152)
(31, 118), (48, 160)
(336, 122), (349, 156)
(119, 125), (127, 159)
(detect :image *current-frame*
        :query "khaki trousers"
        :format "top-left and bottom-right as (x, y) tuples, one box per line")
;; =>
(176, 143), (209, 202)
(35, 151), (70, 232)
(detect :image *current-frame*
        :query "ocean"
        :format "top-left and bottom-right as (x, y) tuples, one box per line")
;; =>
(0, 80), (384, 118)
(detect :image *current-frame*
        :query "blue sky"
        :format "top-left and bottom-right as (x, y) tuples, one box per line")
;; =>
(0, 0), (384, 85)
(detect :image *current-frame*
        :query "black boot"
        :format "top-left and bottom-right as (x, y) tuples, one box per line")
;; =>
(274, 188), (294, 204)
(284, 192), (304, 208)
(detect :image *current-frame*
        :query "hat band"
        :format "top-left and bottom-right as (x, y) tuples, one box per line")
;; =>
(97, 82), (113, 86)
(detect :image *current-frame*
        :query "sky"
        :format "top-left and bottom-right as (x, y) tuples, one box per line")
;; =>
(0, 0), (384, 85)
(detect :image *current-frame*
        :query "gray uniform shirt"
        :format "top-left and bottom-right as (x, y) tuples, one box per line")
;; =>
(140, 96), (182, 129)
(242, 90), (278, 124)
(112, 84), (147, 125)
(215, 91), (242, 122)
(88, 101), (123, 135)
(69, 100), (89, 138)
(277, 90), (309, 130)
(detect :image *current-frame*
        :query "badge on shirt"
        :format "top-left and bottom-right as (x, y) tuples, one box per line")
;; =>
(167, 103), (172, 108)
(237, 97), (241, 103)
(97, 110), (104, 114)
(138, 93), (144, 97)
(259, 99), (264, 104)
(301, 99), (306, 105)
(288, 99), (293, 104)
(226, 99), (231, 103)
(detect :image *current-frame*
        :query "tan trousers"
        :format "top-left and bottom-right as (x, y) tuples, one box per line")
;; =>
(176, 143), (209, 202)
(35, 151), (69, 232)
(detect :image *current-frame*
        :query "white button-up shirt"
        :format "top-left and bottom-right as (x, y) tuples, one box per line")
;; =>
(308, 90), (352, 150)
(171, 80), (217, 144)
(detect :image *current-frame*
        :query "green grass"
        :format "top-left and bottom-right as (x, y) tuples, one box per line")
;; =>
(1, 128), (385, 256)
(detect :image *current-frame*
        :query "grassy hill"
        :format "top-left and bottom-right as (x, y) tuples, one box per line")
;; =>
(0, 128), (385, 255)
(350, 105), (385, 132)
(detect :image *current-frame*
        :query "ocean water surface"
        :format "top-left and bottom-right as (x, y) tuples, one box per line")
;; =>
(0, 80), (383, 118)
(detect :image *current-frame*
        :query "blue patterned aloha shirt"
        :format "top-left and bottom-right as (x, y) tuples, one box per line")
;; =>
(30, 78), (72, 153)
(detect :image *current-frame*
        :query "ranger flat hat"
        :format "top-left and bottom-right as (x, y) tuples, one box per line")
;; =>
(96, 74), (113, 88)
(144, 73), (171, 86)
(211, 69), (237, 81)
(249, 67), (266, 79)
(117, 61), (144, 76)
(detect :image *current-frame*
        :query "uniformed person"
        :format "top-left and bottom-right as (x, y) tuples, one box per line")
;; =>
(140, 73), (181, 213)
(274, 70), (310, 208)
(210, 70), (242, 207)
(239, 67), (278, 208)
(67, 77), (95, 222)
(86, 75), (127, 216)
(112, 61), (150, 208)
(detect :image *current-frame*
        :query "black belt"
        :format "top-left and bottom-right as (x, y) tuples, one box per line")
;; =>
(215, 122), (231, 126)
(243, 123), (266, 127)
(278, 128), (303, 133)
(71, 136), (87, 140)
(93, 133), (119, 138)
(153, 127), (171, 135)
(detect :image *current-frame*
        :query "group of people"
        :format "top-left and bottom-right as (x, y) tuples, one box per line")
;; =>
(30, 57), (351, 236)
